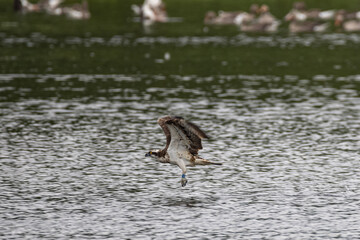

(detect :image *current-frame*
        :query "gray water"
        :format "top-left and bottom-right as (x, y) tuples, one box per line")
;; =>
(1, 73), (360, 239)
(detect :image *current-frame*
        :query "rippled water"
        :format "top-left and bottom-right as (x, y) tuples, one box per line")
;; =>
(2, 0), (360, 237)
(1, 73), (359, 239)
(2, 32), (360, 47)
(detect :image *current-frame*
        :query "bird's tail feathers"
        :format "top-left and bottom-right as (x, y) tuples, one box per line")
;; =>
(131, 4), (141, 15)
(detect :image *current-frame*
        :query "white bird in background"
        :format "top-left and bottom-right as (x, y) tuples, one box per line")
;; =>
(13, 0), (90, 20)
(132, 0), (168, 23)
(14, 0), (41, 13)
(145, 116), (222, 187)
(62, 0), (90, 20)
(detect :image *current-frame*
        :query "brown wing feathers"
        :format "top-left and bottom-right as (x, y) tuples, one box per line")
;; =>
(157, 116), (209, 156)
(157, 116), (172, 156)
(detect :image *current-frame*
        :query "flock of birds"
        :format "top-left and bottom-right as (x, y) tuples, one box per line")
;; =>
(133, 0), (360, 33)
(13, 0), (360, 32)
(13, 0), (90, 20)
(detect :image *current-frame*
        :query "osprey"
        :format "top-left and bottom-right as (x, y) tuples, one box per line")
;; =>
(145, 116), (222, 187)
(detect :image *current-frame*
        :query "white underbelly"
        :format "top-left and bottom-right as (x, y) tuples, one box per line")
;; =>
(168, 149), (194, 166)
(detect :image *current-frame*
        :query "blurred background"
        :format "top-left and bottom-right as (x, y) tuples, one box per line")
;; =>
(1, 0), (360, 75)
(1, 1), (360, 239)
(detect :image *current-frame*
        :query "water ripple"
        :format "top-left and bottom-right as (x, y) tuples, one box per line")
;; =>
(1, 74), (360, 239)
(2, 33), (360, 49)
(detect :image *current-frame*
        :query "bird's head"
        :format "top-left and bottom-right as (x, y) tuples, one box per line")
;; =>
(334, 11), (345, 27)
(204, 11), (216, 24)
(259, 4), (269, 14)
(249, 4), (260, 14)
(145, 150), (160, 158)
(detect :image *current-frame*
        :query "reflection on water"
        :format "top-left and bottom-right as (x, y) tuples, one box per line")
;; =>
(2, 31), (360, 76)
(1, 74), (359, 239)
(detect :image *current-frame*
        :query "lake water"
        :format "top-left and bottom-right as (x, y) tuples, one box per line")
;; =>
(1, 0), (360, 239)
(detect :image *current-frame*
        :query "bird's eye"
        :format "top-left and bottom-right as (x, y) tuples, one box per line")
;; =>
(150, 151), (152, 154)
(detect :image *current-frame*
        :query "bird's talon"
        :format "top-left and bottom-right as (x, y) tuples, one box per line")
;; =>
(181, 178), (188, 187)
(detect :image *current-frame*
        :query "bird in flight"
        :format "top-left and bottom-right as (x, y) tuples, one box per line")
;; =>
(145, 116), (222, 187)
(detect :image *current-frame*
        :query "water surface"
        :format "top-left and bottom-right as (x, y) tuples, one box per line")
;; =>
(1, 73), (360, 239)
(1, 0), (360, 239)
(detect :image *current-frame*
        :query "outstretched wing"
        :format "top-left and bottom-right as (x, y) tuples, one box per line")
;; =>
(157, 116), (209, 155)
